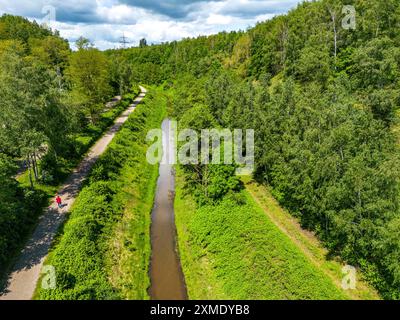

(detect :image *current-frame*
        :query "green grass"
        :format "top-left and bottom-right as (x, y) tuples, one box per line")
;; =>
(175, 168), (350, 300)
(244, 177), (380, 300)
(35, 88), (166, 300)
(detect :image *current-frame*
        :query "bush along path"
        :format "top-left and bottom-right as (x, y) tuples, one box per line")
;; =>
(0, 87), (140, 288)
(0, 86), (147, 300)
(35, 88), (166, 300)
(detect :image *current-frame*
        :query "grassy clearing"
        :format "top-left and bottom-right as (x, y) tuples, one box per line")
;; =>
(175, 168), (352, 300)
(243, 177), (380, 300)
(35, 88), (166, 300)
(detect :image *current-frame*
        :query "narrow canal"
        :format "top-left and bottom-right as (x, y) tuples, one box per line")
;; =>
(149, 119), (187, 300)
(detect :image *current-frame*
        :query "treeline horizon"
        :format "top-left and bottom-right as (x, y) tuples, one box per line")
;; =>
(0, 0), (400, 300)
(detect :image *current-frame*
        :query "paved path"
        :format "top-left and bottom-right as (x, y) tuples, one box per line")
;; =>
(0, 86), (147, 300)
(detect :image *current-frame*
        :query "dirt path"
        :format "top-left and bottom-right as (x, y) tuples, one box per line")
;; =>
(0, 86), (147, 300)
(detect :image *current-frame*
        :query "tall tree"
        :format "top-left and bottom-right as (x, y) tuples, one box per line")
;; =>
(66, 44), (112, 123)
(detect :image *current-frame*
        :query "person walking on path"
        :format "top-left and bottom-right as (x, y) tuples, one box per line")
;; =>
(56, 195), (62, 209)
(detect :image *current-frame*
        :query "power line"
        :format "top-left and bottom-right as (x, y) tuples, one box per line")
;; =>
(119, 34), (132, 49)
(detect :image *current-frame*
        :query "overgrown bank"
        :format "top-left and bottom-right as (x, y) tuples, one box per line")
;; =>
(243, 177), (380, 300)
(175, 168), (350, 300)
(36, 89), (166, 300)
(111, 0), (400, 298)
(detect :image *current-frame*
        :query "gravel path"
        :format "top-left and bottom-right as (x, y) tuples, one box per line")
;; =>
(0, 87), (147, 300)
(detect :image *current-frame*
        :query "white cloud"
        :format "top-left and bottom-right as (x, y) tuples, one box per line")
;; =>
(95, 3), (141, 25)
(0, 0), (303, 50)
(206, 14), (233, 25)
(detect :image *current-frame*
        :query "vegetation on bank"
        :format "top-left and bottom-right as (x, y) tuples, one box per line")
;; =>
(243, 177), (380, 300)
(111, 0), (400, 299)
(175, 168), (348, 300)
(36, 89), (165, 300)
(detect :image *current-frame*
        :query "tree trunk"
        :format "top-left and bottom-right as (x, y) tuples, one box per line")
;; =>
(33, 152), (39, 181)
(27, 154), (34, 189)
(330, 9), (337, 68)
(279, 24), (289, 69)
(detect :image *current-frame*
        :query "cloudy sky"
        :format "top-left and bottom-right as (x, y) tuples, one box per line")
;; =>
(0, 0), (302, 50)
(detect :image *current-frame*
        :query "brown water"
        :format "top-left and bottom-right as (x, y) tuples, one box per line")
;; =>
(149, 119), (188, 300)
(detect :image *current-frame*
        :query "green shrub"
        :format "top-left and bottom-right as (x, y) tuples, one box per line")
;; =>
(36, 88), (166, 300)
(175, 169), (348, 300)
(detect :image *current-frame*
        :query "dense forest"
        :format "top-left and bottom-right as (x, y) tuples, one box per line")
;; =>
(1, 0), (400, 300)
(106, 0), (400, 299)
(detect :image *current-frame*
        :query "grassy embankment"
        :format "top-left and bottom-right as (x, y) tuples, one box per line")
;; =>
(175, 168), (380, 300)
(34, 88), (166, 299)
(243, 177), (380, 300)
